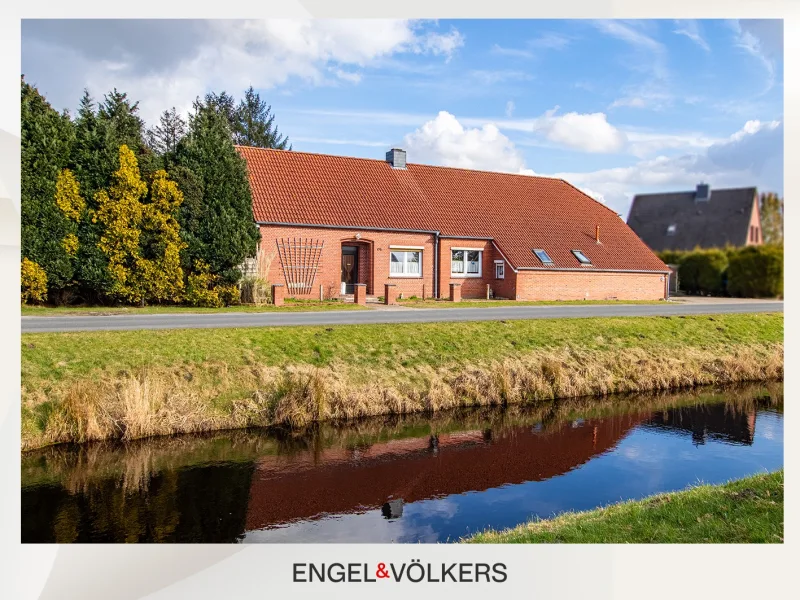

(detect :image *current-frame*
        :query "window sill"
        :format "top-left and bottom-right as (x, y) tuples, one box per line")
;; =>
(450, 274), (483, 279)
(389, 275), (423, 279)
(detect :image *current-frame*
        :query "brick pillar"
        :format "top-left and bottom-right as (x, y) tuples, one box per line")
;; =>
(354, 283), (367, 305)
(384, 283), (398, 305)
(272, 283), (285, 307)
(449, 282), (461, 303)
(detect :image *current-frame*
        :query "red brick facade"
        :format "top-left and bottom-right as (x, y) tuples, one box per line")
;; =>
(258, 224), (668, 301)
(515, 270), (667, 301)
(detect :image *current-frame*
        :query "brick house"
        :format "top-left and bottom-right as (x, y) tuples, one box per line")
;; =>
(237, 146), (670, 301)
(627, 184), (763, 252)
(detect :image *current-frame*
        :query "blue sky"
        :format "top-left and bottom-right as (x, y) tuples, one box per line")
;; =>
(21, 19), (783, 216)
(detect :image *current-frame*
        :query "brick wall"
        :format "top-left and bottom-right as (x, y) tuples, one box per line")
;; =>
(259, 225), (666, 301)
(259, 225), (435, 299)
(746, 194), (763, 246)
(516, 270), (667, 301)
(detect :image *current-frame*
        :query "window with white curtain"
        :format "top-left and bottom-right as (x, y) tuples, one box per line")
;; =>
(390, 250), (422, 277)
(451, 249), (482, 277)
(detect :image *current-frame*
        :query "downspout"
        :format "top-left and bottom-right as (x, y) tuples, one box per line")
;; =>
(434, 232), (440, 299)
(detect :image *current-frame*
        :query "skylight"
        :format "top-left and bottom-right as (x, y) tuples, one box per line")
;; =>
(533, 249), (553, 264)
(666, 224), (677, 236)
(572, 250), (592, 265)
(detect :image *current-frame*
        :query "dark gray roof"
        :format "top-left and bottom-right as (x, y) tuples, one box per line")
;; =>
(627, 187), (757, 251)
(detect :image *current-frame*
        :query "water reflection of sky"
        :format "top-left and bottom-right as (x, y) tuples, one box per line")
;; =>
(243, 410), (783, 543)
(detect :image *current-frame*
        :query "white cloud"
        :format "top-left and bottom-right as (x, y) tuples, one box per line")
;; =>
(594, 20), (672, 110)
(469, 70), (532, 85)
(22, 19), (464, 125)
(490, 44), (535, 60)
(532, 107), (627, 153)
(729, 19), (780, 93)
(673, 20), (710, 52)
(528, 32), (573, 51)
(551, 120), (784, 216)
(505, 100), (515, 118)
(403, 111), (531, 174)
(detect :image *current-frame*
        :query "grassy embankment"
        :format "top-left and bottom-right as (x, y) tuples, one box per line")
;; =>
(21, 313), (783, 450)
(21, 298), (666, 316)
(21, 299), (366, 316)
(466, 470), (784, 544)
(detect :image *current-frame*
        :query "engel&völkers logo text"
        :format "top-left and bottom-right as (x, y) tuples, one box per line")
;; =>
(293, 560), (507, 583)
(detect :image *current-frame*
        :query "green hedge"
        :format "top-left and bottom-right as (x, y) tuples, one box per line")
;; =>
(657, 245), (783, 297)
(677, 249), (729, 295)
(727, 245), (783, 298)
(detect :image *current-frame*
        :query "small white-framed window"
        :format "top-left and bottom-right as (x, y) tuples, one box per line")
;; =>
(572, 249), (592, 265)
(389, 250), (422, 277)
(494, 260), (505, 279)
(451, 249), (482, 277)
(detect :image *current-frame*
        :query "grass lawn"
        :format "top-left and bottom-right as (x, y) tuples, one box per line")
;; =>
(399, 298), (665, 308)
(465, 470), (784, 543)
(22, 313), (782, 381)
(21, 299), (366, 316)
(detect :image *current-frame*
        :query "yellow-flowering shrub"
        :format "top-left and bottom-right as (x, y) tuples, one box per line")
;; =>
(185, 261), (222, 307)
(54, 169), (85, 222)
(62, 233), (79, 257)
(94, 145), (147, 302)
(94, 146), (186, 304)
(217, 285), (241, 306)
(21, 257), (48, 304)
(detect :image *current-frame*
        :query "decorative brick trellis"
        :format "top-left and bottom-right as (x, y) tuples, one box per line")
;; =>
(276, 238), (325, 295)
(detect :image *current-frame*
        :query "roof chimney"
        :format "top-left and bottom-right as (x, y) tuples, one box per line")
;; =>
(386, 148), (407, 169)
(695, 182), (711, 202)
(595, 224), (601, 244)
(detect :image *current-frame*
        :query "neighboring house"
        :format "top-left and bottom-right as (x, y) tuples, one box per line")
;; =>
(627, 184), (763, 252)
(237, 146), (670, 301)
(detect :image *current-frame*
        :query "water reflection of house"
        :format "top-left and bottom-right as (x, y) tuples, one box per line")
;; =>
(643, 403), (757, 446)
(244, 414), (644, 532)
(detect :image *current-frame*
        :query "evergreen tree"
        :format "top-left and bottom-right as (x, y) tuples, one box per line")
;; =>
(69, 90), (115, 299)
(20, 77), (75, 297)
(203, 91), (238, 133)
(98, 88), (145, 151)
(147, 107), (187, 165)
(175, 99), (259, 284)
(759, 192), (783, 245)
(234, 86), (290, 149)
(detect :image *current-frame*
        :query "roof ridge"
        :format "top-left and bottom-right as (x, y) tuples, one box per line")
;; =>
(633, 186), (758, 199)
(235, 143), (565, 183)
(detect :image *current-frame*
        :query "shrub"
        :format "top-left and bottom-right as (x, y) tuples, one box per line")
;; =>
(185, 260), (222, 307)
(240, 276), (271, 305)
(678, 249), (728, 295)
(217, 285), (240, 306)
(727, 245), (783, 298)
(657, 249), (687, 266)
(21, 258), (48, 304)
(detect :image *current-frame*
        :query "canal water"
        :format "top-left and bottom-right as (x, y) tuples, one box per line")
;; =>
(21, 382), (783, 543)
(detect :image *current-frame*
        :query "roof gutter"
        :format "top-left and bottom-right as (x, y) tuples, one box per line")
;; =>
(517, 267), (671, 274)
(255, 221), (440, 235)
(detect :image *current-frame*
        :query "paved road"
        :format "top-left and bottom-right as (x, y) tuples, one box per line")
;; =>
(22, 301), (783, 333)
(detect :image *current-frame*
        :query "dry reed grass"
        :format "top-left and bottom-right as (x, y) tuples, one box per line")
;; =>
(22, 342), (783, 450)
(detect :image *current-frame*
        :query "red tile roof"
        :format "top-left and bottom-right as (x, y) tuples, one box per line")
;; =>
(237, 146), (668, 272)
